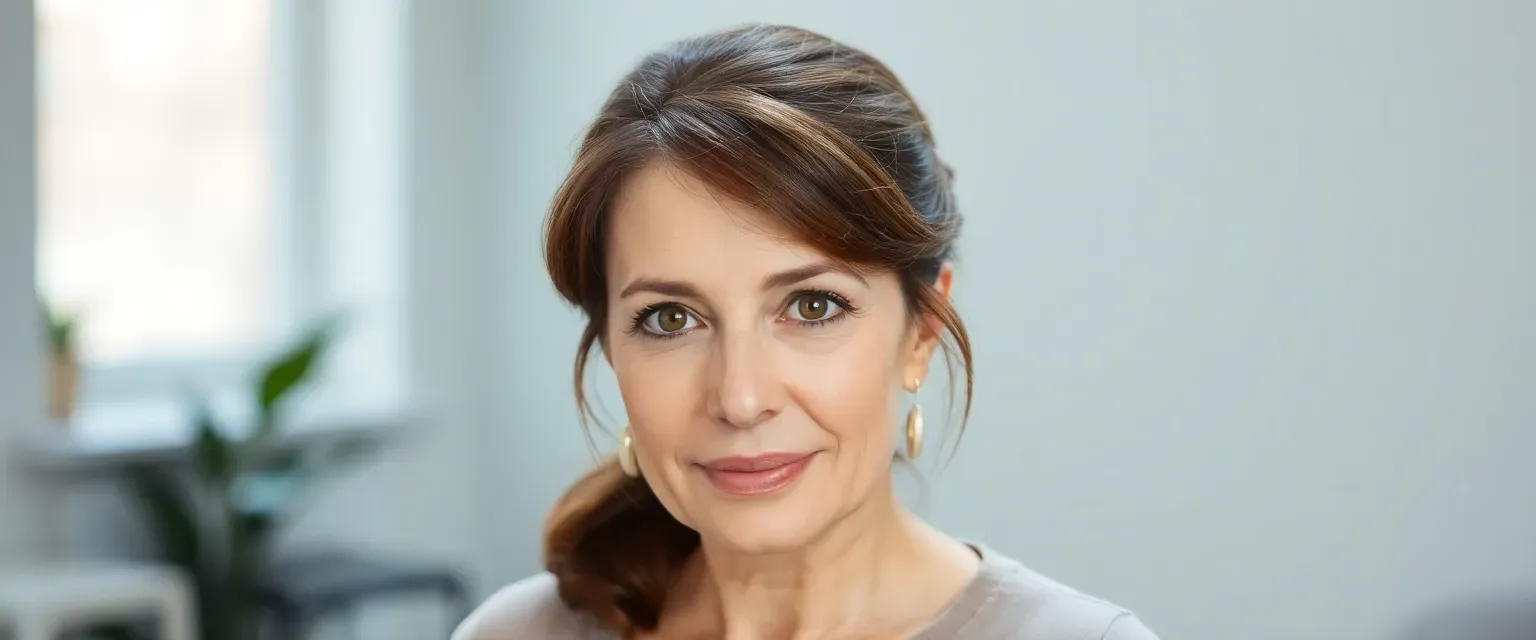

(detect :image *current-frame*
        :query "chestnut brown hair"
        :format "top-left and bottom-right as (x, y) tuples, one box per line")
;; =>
(540, 23), (973, 634)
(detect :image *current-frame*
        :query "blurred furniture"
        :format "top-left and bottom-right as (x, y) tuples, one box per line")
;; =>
(247, 549), (471, 640)
(16, 400), (407, 479)
(0, 561), (194, 640)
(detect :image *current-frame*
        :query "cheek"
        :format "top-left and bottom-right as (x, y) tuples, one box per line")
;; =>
(787, 326), (903, 462)
(611, 341), (704, 440)
(609, 339), (711, 528)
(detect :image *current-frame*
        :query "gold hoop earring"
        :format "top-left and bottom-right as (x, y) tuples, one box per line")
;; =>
(619, 425), (640, 478)
(906, 378), (924, 459)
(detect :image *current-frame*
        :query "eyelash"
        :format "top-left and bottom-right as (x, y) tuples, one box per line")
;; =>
(627, 289), (860, 340)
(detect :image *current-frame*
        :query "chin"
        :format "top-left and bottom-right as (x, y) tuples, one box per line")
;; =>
(696, 499), (831, 555)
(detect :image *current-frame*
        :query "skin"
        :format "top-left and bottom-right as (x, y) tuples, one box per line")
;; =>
(603, 162), (979, 639)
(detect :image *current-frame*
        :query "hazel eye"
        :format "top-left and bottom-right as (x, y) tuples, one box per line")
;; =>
(641, 304), (698, 336)
(786, 293), (844, 323)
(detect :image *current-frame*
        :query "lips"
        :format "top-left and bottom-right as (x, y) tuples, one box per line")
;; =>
(700, 453), (815, 496)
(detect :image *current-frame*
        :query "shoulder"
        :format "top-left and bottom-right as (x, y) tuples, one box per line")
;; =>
(941, 545), (1159, 640)
(451, 572), (608, 640)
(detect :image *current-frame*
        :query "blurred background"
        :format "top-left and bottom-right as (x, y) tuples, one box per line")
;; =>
(1, 1), (1533, 639)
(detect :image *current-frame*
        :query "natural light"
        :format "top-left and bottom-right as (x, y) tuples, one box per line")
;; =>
(35, 0), (276, 366)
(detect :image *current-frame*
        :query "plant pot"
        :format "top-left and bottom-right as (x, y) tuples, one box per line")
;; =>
(48, 350), (78, 422)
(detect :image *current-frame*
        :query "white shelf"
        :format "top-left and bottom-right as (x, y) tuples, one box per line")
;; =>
(14, 398), (417, 478)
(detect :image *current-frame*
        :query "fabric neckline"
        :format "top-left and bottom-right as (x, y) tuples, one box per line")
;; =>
(911, 542), (1012, 638)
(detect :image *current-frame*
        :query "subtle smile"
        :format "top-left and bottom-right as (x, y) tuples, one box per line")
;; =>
(699, 452), (816, 496)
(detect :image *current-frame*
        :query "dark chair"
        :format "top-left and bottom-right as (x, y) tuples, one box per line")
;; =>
(247, 550), (472, 640)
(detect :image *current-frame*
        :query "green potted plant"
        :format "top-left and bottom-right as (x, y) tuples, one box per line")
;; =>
(120, 316), (380, 640)
(40, 297), (79, 422)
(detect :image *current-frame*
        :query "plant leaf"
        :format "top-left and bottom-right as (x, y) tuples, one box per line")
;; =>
(122, 465), (202, 571)
(256, 318), (339, 426)
(190, 397), (234, 484)
(39, 295), (76, 354)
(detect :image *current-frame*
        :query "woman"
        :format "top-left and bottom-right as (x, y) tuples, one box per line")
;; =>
(456, 24), (1158, 640)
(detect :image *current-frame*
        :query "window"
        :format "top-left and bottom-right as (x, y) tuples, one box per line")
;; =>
(35, 0), (283, 367)
(32, 0), (409, 424)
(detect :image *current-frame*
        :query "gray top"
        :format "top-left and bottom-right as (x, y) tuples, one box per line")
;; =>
(453, 544), (1158, 639)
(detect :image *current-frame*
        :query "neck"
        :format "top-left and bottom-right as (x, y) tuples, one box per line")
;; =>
(671, 480), (977, 640)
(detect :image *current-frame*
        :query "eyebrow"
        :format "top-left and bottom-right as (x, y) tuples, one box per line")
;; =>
(617, 262), (866, 299)
(618, 278), (701, 300)
(761, 262), (867, 291)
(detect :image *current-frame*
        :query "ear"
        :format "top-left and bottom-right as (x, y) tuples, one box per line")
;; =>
(932, 261), (955, 300)
(902, 262), (955, 391)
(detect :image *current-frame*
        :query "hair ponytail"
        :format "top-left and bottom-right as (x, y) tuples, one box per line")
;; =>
(543, 457), (699, 632)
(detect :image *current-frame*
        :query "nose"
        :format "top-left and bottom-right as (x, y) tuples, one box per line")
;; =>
(705, 325), (783, 430)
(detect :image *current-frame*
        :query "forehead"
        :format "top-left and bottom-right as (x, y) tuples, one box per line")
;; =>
(606, 162), (824, 279)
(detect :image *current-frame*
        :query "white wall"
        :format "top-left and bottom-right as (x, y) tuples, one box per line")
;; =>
(0, 0), (49, 564)
(481, 2), (1536, 639)
(387, 0), (496, 595)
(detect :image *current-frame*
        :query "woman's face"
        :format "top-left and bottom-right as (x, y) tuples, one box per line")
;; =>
(604, 162), (947, 554)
